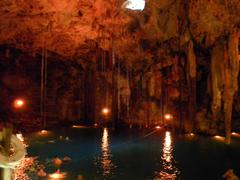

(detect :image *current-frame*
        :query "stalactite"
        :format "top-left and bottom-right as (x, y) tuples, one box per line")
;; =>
(223, 31), (239, 144)
(83, 68), (90, 123)
(126, 68), (130, 122)
(178, 61), (183, 131)
(91, 46), (98, 124)
(117, 60), (121, 122)
(210, 39), (224, 130)
(186, 40), (196, 132)
(111, 39), (117, 129)
(40, 41), (44, 128)
(43, 46), (48, 129)
(210, 31), (239, 143)
(227, 31), (239, 100)
(83, 63), (96, 125)
(188, 41), (196, 79)
(40, 39), (47, 129)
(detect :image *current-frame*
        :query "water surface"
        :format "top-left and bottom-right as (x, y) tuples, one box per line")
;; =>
(24, 127), (240, 179)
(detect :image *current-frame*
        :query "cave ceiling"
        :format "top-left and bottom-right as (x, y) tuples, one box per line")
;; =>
(0, 0), (239, 64)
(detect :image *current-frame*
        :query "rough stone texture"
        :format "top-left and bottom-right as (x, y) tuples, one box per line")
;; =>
(0, 0), (238, 59)
(223, 31), (239, 143)
(0, 0), (239, 136)
(210, 39), (224, 127)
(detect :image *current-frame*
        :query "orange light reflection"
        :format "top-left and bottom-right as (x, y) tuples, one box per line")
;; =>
(48, 170), (66, 179)
(101, 128), (113, 176)
(156, 131), (179, 179)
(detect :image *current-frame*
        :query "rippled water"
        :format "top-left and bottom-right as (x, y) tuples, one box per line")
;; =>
(23, 127), (240, 179)
(154, 131), (179, 179)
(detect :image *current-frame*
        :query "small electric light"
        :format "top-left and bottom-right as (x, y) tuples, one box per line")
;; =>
(72, 125), (85, 128)
(231, 132), (240, 137)
(40, 130), (48, 134)
(213, 135), (225, 141)
(189, 133), (195, 136)
(155, 126), (161, 129)
(102, 107), (110, 115)
(164, 113), (172, 120)
(13, 98), (25, 109)
(48, 170), (66, 179)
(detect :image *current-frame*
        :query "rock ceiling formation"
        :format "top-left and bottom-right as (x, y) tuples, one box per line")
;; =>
(0, 0), (239, 143)
(0, 0), (239, 63)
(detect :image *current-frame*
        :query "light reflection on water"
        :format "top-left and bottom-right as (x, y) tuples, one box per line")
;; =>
(16, 128), (240, 179)
(101, 128), (114, 177)
(155, 131), (180, 179)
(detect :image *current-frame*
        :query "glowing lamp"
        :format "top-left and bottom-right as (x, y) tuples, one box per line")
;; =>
(40, 130), (48, 134)
(48, 170), (66, 179)
(155, 126), (161, 129)
(13, 99), (25, 109)
(122, 0), (145, 10)
(102, 107), (110, 115)
(164, 113), (172, 120)
(213, 135), (225, 141)
(72, 125), (85, 128)
(231, 132), (240, 137)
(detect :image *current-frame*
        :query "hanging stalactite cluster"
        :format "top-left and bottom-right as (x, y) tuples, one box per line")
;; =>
(0, 0), (239, 141)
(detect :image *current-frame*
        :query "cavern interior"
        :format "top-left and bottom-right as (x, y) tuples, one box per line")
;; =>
(0, 0), (239, 179)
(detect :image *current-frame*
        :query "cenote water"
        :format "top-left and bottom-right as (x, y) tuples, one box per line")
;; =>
(24, 127), (240, 180)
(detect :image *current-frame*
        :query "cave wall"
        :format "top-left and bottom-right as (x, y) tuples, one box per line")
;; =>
(0, 0), (239, 138)
(0, 46), (85, 130)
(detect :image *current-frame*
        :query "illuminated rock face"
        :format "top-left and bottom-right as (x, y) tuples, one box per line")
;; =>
(0, 1), (239, 136)
(0, 0), (238, 58)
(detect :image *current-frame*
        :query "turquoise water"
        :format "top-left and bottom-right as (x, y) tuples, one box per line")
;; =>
(25, 127), (240, 179)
